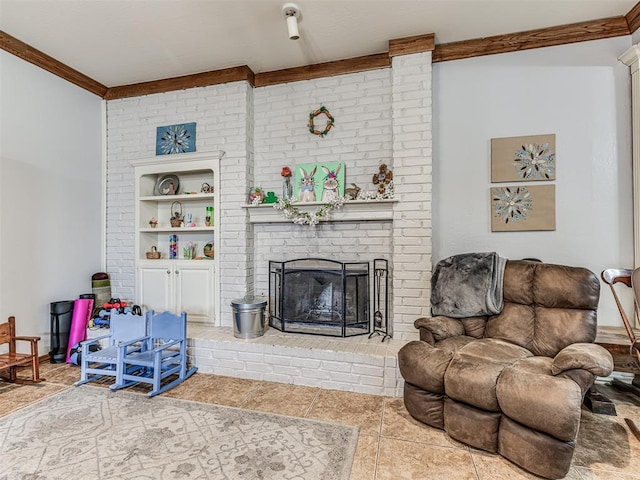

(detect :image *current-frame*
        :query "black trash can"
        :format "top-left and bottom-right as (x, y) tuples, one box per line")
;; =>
(50, 300), (74, 363)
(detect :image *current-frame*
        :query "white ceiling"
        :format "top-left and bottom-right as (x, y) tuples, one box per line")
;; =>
(0, 0), (636, 87)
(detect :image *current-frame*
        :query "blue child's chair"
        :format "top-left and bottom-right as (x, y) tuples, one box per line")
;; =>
(110, 310), (197, 397)
(74, 310), (147, 387)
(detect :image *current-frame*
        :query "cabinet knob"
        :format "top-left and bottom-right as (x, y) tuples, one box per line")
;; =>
(166, 270), (171, 274)
(175, 269), (180, 274)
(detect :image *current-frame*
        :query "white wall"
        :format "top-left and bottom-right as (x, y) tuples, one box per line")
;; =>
(0, 51), (103, 347)
(433, 37), (635, 326)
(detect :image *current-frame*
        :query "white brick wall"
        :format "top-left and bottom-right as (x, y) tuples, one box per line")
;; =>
(391, 52), (433, 341)
(188, 326), (405, 396)
(251, 70), (395, 299)
(106, 82), (252, 315)
(249, 61), (432, 341)
(253, 70), (393, 187)
(105, 51), (433, 390)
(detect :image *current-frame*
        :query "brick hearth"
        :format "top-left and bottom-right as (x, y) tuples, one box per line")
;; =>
(187, 324), (404, 397)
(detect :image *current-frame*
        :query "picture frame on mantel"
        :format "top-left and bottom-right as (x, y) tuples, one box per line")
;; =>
(491, 184), (555, 232)
(491, 133), (556, 182)
(295, 161), (346, 203)
(156, 122), (197, 155)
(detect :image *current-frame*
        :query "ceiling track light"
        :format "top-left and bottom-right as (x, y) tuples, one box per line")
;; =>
(282, 3), (301, 40)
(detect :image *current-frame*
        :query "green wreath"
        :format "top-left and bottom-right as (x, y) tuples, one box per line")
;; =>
(308, 106), (334, 137)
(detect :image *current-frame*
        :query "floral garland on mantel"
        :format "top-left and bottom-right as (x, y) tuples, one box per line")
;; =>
(274, 196), (348, 226)
(273, 185), (394, 226)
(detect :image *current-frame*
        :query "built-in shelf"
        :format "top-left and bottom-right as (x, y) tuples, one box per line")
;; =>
(131, 151), (222, 326)
(140, 226), (215, 233)
(140, 193), (215, 202)
(243, 199), (397, 223)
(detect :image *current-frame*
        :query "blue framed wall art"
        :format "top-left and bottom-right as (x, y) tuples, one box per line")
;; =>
(156, 122), (197, 155)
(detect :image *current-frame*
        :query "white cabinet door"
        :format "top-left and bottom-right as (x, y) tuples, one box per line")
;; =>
(175, 263), (214, 323)
(138, 263), (173, 313)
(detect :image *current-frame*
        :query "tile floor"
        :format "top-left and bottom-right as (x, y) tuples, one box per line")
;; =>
(1, 362), (640, 480)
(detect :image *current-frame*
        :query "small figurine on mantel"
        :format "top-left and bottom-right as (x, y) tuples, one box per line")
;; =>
(344, 183), (361, 199)
(248, 187), (265, 205)
(373, 164), (393, 195)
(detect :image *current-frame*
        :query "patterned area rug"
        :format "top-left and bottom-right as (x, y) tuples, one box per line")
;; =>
(0, 386), (358, 479)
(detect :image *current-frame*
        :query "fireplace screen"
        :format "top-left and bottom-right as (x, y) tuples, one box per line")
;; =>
(269, 258), (370, 337)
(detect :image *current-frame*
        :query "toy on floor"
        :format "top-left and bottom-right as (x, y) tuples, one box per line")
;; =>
(88, 300), (142, 329)
(91, 272), (111, 314)
(68, 343), (100, 366)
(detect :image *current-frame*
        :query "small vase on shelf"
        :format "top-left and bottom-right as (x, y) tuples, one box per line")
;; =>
(183, 242), (196, 260)
(283, 177), (292, 201)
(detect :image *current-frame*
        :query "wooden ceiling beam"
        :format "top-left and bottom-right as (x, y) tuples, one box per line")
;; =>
(389, 33), (435, 57)
(104, 66), (255, 100)
(0, 30), (107, 97)
(433, 16), (630, 63)
(626, 2), (640, 33)
(254, 53), (390, 88)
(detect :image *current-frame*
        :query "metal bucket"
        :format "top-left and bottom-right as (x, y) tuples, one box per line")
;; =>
(231, 296), (267, 339)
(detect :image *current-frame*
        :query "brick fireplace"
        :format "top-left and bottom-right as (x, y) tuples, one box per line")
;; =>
(106, 48), (433, 395)
(218, 52), (434, 344)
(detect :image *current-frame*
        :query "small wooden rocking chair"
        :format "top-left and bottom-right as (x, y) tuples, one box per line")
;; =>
(111, 310), (197, 397)
(74, 310), (147, 387)
(0, 316), (44, 384)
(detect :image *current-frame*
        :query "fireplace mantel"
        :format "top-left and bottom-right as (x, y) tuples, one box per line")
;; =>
(243, 199), (397, 223)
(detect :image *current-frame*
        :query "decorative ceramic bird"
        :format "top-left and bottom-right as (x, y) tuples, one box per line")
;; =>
(162, 181), (176, 195)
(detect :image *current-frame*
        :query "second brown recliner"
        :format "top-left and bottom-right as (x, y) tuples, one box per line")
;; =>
(398, 260), (614, 479)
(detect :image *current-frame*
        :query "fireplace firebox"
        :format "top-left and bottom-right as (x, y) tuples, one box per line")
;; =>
(269, 258), (370, 337)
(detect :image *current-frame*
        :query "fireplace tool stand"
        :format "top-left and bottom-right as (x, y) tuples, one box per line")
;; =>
(369, 258), (391, 342)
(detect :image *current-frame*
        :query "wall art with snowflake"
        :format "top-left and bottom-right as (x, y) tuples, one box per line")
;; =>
(490, 185), (555, 232)
(156, 122), (196, 155)
(491, 134), (555, 182)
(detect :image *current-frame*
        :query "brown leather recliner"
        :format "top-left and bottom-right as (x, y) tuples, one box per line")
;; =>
(398, 260), (614, 479)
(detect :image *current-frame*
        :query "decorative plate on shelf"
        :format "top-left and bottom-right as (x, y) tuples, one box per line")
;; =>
(154, 175), (180, 196)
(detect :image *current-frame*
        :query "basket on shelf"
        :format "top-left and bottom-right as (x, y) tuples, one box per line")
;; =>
(170, 201), (183, 228)
(204, 242), (214, 258)
(146, 246), (161, 260)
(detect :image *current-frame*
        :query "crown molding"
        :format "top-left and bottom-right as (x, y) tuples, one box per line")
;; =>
(104, 66), (255, 100)
(433, 16), (630, 63)
(619, 44), (640, 75)
(627, 2), (640, 34)
(389, 34), (435, 57)
(253, 53), (390, 88)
